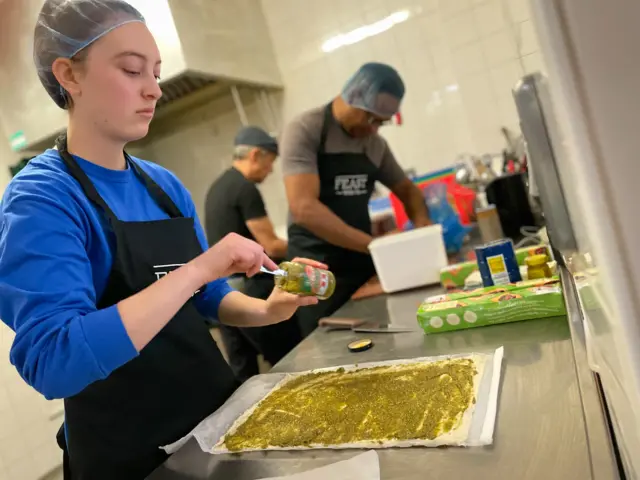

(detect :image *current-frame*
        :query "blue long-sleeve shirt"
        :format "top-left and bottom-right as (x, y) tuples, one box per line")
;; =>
(0, 149), (233, 400)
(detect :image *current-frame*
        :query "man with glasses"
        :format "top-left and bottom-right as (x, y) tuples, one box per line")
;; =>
(205, 126), (300, 381)
(280, 63), (431, 337)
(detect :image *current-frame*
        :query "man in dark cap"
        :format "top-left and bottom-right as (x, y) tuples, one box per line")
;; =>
(205, 126), (287, 260)
(205, 126), (298, 381)
(281, 63), (432, 337)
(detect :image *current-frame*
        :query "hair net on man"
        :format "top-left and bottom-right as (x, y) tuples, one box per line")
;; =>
(33, 0), (145, 109)
(341, 63), (405, 118)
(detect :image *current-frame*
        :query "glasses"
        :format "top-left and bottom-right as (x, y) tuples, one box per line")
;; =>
(366, 112), (391, 127)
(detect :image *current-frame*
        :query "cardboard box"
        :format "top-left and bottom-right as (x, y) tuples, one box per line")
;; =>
(418, 277), (565, 334)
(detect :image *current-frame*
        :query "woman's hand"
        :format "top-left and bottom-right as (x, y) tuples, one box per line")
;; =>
(264, 257), (328, 323)
(263, 288), (318, 323)
(290, 257), (328, 270)
(190, 233), (277, 285)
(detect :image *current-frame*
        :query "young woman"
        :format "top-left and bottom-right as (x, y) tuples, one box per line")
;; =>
(0, 1), (322, 478)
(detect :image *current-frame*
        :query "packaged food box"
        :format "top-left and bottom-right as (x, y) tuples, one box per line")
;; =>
(439, 244), (552, 289)
(417, 277), (566, 334)
(440, 261), (479, 289)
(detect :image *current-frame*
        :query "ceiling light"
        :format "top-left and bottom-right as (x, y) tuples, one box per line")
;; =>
(321, 10), (411, 53)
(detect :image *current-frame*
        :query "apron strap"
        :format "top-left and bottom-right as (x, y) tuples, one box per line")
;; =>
(55, 133), (184, 221)
(55, 134), (118, 223)
(318, 103), (333, 155)
(127, 158), (183, 219)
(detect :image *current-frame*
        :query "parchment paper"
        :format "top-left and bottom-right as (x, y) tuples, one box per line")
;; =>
(162, 347), (504, 455)
(213, 353), (487, 453)
(257, 450), (380, 480)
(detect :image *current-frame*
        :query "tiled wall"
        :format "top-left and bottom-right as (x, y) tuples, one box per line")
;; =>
(144, 0), (545, 231)
(262, 0), (544, 167)
(136, 88), (289, 229)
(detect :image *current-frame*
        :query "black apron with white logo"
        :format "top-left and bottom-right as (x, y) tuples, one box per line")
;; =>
(54, 135), (238, 479)
(288, 105), (378, 335)
(288, 103), (378, 272)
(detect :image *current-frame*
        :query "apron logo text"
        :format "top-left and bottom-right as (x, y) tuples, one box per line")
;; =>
(153, 263), (201, 296)
(334, 174), (368, 196)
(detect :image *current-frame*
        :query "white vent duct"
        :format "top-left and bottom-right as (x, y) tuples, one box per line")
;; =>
(0, 0), (282, 151)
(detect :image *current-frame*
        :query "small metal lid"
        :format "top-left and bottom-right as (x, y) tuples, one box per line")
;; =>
(348, 339), (373, 353)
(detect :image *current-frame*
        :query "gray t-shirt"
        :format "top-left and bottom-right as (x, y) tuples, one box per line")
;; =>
(280, 105), (406, 188)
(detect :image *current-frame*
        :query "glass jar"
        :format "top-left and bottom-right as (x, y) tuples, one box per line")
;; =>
(274, 261), (336, 300)
(525, 254), (552, 280)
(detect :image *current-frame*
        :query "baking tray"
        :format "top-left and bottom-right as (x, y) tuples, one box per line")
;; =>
(162, 347), (504, 455)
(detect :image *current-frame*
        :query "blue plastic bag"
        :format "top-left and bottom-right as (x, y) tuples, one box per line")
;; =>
(403, 183), (470, 254)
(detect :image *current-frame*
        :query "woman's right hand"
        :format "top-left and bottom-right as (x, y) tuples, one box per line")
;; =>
(190, 233), (278, 284)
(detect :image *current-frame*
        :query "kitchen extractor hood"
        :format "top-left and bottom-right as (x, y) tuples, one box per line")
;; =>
(0, 0), (283, 152)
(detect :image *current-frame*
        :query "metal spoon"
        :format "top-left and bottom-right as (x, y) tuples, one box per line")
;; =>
(260, 266), (286, 276)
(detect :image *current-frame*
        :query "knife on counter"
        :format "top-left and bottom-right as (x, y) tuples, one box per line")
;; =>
(353, 321), (419, 333)
(318, 317), (418, 333)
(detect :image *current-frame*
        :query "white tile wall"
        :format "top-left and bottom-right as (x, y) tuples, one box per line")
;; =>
(475, 0), (508, 37)
(259, 0), (546, 169)
(522, 51), (545, 74)
(483, 30), (519, 67)
(142, 0), (546, 231)
(507, 0), (532, 23)
(136, 88), (290, 227)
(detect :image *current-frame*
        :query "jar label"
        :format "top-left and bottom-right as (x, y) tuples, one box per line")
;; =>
(304, 266), (330, 296)
(487, 254), (510, 285)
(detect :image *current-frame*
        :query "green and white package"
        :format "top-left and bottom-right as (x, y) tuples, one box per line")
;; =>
(417, 278), (566, 334)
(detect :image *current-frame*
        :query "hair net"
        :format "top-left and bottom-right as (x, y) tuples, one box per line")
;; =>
(341, 63), (405, 118)
(33, 0), (145, 109)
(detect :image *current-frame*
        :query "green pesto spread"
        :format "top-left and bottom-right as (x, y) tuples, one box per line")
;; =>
(223, 359), (477, 451)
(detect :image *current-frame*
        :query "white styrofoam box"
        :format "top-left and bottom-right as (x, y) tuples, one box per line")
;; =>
(369, 225), (448, 293)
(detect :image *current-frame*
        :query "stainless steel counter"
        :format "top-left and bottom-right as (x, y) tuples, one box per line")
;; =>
(149, 281), (618, 480)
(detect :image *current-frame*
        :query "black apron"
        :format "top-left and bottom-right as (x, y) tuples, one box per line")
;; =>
(54, 135), (238, 479)
(219, 274), (302, 382)
(287, 104), (378, 336)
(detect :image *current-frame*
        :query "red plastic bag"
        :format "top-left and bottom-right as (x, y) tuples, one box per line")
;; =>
(390, 176), (475, 228)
